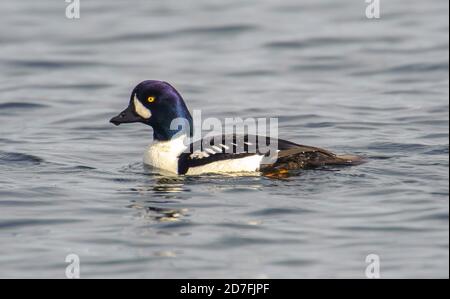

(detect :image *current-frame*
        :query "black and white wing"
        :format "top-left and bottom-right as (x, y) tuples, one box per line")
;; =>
(176, 134), (341, 174)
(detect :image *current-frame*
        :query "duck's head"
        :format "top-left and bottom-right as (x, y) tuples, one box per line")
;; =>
(110, 80), (193, 141)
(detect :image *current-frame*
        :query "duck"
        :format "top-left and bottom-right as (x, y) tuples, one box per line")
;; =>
(110, 80), (363, 176)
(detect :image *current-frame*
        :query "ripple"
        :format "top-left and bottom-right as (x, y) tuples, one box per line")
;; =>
(352, 62), (449, 76)
(367, 142), (430, 153)
(226, 70), (277, 77)
(423, 145), (449, 156)
(304, 121), (335, 128)
(215, 222), (263, 230)
(0, 152), (44, 166)
(83, 32), (170, 44)
(0, 219), (82, 230)
(290, 62), (353, 72)
(390, 62), (449, 73)
(265, 37), (360, 49)
(83, 24), (258, 44)
(265, 36), (405, 50)
(30, 83), (113, 90)
(0, 102), (48, 110)
(0, 200), (54, 207)
(208, 235), (302, 249)
(247, 207), (313, 216)
(179, 24), (258, 35)
(337, 225), (432, 233)
(410, 212), (449, 222)
(6, 59), (105, 69)
(272, 259), (317, 267)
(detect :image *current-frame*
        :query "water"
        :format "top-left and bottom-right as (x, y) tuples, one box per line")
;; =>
(0, 0), (448, 278)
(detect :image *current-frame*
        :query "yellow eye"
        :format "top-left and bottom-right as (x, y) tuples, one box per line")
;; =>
(147, 96), (156, 103)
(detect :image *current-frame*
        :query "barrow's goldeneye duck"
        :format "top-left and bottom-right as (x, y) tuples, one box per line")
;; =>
(110, 80), (363, 176)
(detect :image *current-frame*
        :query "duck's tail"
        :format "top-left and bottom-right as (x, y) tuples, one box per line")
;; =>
(260, 146), (365, 177)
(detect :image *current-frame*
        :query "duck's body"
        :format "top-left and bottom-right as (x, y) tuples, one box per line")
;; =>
(143, 133), (359, 175)
(110, 80), (362, 175)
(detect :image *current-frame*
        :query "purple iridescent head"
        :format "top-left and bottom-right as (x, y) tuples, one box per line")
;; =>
(110, 80), (193, 141)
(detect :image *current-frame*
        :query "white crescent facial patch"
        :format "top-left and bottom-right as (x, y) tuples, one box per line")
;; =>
(133, 95), (152, 119)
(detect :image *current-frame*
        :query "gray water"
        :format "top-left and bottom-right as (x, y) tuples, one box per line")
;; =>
(0, 0), (448, 278)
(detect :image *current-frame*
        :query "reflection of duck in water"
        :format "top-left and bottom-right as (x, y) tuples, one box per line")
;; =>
(129, 176), (189, 222)
(130, 199), (188, 223)
(111, 80), (363, 176)
(130, 203), (187, 224)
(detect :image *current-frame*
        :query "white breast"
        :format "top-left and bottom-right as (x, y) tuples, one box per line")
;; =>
(143, 135), (187, 174)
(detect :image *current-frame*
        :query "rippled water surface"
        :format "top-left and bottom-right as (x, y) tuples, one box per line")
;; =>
(0, 0), (448, 278)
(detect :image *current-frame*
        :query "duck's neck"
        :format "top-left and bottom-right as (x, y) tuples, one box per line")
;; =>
(152, 114), (193, 142)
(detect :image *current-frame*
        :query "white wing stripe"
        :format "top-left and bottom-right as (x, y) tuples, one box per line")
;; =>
(205, 148), (216, 155)
(211, 146), (222, 152)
